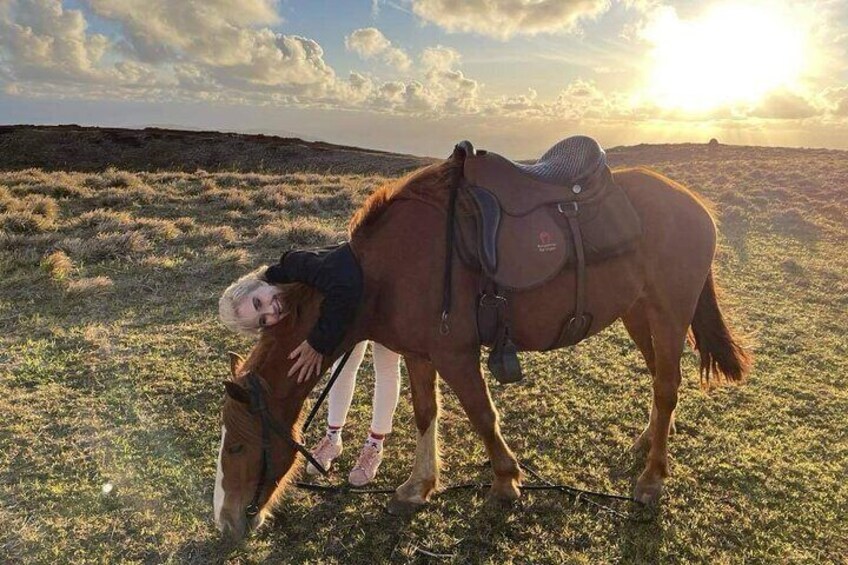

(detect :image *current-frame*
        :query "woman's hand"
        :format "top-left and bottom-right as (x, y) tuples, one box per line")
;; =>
(288, 340), (324, 383)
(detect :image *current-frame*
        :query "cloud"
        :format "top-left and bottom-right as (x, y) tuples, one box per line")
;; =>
(749, 90), (820, 120)
(85, 0), (338, 94)
(345, 28), (411, 71)
(0, 0), (111, 83)
(411, 0), (610, 40)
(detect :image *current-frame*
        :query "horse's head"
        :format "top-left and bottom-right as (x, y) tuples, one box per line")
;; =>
(214, 285), (325, 539)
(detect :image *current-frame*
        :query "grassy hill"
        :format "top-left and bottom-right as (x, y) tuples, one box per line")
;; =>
(0, 125), (432, 175)
(0, 129), (846, 563)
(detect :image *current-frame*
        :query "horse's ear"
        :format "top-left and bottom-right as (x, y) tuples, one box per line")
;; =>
(452, 140), (475, 162)
(228, 351), (245, 378)
(223, 381), (250, 404)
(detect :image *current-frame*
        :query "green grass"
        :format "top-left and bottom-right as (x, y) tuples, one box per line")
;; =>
(1, 151), (846, 564)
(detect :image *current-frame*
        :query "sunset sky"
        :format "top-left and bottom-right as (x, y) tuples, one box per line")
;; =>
(1, 0), (847, 157)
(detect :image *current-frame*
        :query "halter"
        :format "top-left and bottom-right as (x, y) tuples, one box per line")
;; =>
(242, 371), (328, 519)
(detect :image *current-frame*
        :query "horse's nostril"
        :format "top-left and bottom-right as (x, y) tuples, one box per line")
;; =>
(217, 513), (248, 540)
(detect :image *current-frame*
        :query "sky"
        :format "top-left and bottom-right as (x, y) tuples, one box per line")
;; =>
(1, 0), (847, 157)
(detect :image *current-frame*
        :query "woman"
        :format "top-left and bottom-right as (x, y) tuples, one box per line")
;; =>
(218, 243), (400, 485)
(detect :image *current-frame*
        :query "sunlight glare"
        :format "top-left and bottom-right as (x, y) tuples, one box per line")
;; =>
(644, 2), (809, 112)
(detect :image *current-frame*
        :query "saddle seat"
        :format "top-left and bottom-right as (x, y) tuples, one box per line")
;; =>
(463, 135), (608, 216)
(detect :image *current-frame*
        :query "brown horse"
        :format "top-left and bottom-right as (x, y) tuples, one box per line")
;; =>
(213, 148), (750, 538)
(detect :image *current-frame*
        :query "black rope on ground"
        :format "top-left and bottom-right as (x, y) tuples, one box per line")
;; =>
(294, 460), (650, 523)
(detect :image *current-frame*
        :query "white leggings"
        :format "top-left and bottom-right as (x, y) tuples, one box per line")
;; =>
(327, 341), (401, 435)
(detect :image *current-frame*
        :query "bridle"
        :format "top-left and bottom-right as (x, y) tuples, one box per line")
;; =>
(235, 349), (354, 520)
(241, 371), (328, 519)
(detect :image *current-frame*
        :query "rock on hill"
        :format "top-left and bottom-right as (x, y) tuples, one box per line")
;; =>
(0, 125), (433, 175)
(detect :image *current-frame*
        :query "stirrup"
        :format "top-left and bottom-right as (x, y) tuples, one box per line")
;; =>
(487, 338), (523, 384)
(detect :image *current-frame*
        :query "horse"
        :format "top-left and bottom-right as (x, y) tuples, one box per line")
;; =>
(213, 145), (751, 538)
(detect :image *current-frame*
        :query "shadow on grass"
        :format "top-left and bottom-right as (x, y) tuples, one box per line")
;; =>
(170, 537), (237, 565)
(265, 489), (420, 562)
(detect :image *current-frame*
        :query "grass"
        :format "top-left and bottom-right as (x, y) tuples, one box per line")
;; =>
(1, 147), (846, 564)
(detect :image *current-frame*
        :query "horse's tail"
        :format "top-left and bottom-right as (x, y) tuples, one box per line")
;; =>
(690, 270), (752, 386)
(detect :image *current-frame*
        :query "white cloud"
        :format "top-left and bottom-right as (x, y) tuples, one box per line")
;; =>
(86, 0), (282, 65)
(411, 0), (610, 40)
(86, 0), (338, 94)
(749, 89), (820, 120)
(0, 0), (111, 82)
(345, 28), (411, 71)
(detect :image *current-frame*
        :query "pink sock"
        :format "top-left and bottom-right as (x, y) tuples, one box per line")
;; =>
(365, 431), (384, 451)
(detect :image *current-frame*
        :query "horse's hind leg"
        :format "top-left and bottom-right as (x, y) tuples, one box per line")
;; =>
(434, 352), (522, 503)
(390, 357), (440, 513)
(633, 303), (688, 505)
(622, 299), (676, 453)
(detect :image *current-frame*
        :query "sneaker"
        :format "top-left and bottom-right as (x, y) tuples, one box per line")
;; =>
(348, 443), (383, 487)
(305, 435), (342, 476)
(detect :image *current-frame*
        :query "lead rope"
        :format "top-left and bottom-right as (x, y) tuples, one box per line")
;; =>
(294, 458), (647, 522)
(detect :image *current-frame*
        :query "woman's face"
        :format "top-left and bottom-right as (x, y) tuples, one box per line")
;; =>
(235, 283), (285, 330)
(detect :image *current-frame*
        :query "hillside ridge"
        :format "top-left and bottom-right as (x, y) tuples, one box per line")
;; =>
(1, 124), (845, 174)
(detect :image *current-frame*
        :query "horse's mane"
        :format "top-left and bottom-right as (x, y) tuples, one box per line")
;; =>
(348, 157), (463, 237)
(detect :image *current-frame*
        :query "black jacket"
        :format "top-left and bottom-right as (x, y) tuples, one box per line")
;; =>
(263, 243), (363, 355)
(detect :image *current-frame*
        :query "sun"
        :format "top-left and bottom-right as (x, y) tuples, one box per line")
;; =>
(643, 2), (810, 113)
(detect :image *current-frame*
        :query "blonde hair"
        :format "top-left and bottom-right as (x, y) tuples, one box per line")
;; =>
(219, 266), (269, 336)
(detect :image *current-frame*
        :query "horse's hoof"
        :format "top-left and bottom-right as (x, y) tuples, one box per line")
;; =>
(386, 495), (425, 516)
(634, 479), (663, 506)
(486, 480), (521, 507)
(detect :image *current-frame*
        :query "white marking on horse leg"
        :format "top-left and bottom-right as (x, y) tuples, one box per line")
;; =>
(213, 425), (226, 526)
(397, 418), (439, 503)
(415, 419), (439, 485)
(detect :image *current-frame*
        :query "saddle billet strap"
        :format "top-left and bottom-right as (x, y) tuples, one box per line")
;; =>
(552, 203), (592, 347)
(476, 277), (503, 346)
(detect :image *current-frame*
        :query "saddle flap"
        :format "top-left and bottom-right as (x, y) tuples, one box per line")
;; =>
(493, 206), (569, 289)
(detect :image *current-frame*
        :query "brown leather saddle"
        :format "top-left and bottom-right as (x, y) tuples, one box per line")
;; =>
(443, 136), (642, 383)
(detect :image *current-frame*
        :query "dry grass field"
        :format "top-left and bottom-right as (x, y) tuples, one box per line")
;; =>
(1, 136), (846, 564)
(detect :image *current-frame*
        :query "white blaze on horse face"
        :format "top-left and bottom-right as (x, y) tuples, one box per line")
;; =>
(213, 425), (226, 526)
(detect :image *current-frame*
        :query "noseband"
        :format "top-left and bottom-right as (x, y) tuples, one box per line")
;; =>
(242, 371), (330, 519)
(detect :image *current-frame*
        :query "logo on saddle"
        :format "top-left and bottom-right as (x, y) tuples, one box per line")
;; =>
(537, 230), (557, 252)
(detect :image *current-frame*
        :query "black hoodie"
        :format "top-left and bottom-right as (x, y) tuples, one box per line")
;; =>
(263, 243), (363, 355)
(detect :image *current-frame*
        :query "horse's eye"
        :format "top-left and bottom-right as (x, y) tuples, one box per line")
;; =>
(227, 444), (244, 455)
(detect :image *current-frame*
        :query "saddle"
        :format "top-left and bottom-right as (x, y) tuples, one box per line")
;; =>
(444, 136), (642, 383)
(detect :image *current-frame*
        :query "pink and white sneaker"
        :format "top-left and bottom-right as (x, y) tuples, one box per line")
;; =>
(306, 435), (342, 476)
(348, 443), (383, 487)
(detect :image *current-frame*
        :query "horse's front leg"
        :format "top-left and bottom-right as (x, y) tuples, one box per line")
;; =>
(434, 350), (522, 503)
(389, 356), (440, 513)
